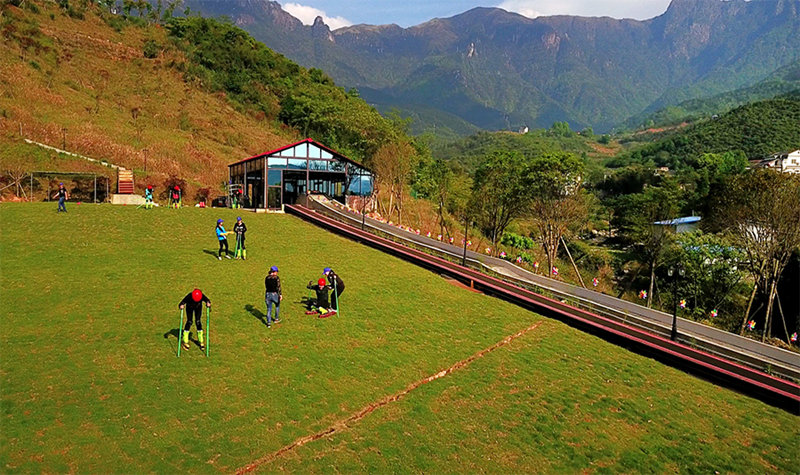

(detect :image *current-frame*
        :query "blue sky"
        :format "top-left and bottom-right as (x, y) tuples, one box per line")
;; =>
(281, 0), (673, 29)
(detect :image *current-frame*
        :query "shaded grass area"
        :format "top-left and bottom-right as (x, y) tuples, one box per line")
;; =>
(0, 203), (797, 472)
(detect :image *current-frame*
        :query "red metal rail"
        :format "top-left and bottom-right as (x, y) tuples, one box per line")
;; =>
(287, 204), (800, 412)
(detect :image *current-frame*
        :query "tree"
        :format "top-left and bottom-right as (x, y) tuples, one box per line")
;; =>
(371, 141), (417, 225)
(416, 159), (467, 239)
(712, 170), (800, 341)
(527, 152), (587, 276)
(472, 150), (532, 252)
(668, 231), (745, 323)
(618, 184), (683, 308)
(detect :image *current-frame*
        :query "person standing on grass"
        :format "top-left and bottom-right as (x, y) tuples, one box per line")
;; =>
(170, 185), (181, 209)
(323, 267), (345, 311)
(233, 216), (247, 260)
(144, 185), (154, 209)
(53, 183), (68, 212)
(216, 218), (231, 260)
(179, 288), (211, 351)
(264, 266), (282, 327)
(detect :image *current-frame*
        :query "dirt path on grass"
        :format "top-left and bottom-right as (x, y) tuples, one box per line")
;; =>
(235, 320), (544, 473)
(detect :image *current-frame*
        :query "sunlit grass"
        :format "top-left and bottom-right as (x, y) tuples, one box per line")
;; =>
(0, 203), (797, 473)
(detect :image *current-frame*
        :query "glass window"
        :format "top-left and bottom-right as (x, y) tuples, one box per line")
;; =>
(268, 187), (282, 209)
(308, 144), (322, 159)
(329, 160), (345, 172)
(296, 142), (308, 158)
(348, 175), (373, 196)
(288, 159), (307, 170)
(309, 160), (328, 171)
(268, 169), (282, 186)
(268, 157), (287, 168)
(320, 149), (333, 159)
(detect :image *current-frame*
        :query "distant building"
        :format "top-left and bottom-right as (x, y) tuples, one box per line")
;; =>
(653, 216), (701, 234)
(228, 139), (373, 211)
(752, 150), (800, 174)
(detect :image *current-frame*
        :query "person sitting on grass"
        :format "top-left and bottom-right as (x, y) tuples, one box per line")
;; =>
(216, 219), (231, 260)
(306, 278), (335, 317)
(179, 288), (211, 351)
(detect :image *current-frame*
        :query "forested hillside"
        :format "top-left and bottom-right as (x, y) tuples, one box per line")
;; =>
(0, 0), (411, 196)
(182, 0), (800, 136)
(618, 94), (800, 169)
(624, 61), (800, 130)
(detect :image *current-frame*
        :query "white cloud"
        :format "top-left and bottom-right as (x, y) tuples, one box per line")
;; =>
(283, 3), (353, 29)
(496, 0), (671, 20)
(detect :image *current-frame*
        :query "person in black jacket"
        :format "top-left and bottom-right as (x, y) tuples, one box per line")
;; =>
(179, 288), (211, 350)
(52, 183), (68, 212)
(306, 277), (333, 316)
(233, 216), (247, 260)
(264, 266), (282, 327)
(323, 267), (344, 311)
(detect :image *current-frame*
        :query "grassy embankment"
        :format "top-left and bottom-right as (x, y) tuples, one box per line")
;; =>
(0, 203), (797, 472)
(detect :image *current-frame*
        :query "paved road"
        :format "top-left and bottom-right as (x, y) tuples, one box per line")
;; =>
(309, 197), (800, 379)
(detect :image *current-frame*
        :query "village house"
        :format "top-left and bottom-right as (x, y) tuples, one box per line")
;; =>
(752, 150), (800, 174)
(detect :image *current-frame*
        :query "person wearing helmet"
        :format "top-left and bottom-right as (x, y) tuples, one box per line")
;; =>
(215, 219), (231, 260)
(170, 185), (181, 209)
(323, 268), (345, 312)
(178, 288), (211, 351)
(233, 216), (247, 260)
(144, 185), (154, 209)
(306, 277), (334, 317)
(264, 266), (282, 327)
(53, 182), (69, 213)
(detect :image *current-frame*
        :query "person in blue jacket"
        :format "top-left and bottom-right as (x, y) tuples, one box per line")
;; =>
(216, 219), (231, 260)
(144, 185), (154, 209)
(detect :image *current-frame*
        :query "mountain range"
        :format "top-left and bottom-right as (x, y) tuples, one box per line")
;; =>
(182, 0), (800, 134)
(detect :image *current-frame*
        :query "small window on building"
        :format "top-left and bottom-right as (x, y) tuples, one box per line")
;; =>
(268, 169), (282, 186)
(288, 159), (307, 170)
(268, 158), (287, 168)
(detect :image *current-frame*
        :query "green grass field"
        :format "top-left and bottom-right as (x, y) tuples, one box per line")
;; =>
(1, 203), (797, 473)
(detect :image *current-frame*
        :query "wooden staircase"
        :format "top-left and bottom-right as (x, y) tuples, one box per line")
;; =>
(117, 168), (134, 194)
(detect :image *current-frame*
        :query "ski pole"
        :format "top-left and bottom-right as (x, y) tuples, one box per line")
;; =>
(334, 285), (340, 316)
(205, 306), (211, 358)
(177, 308), (184, 357)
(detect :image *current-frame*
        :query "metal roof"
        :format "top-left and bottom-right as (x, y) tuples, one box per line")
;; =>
(228, 138), (370, 170)
(653, 216), (702, 226)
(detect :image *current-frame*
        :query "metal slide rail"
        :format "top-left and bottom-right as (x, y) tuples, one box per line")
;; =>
(286, 204), (800, 411)
(304, 197), (800, 384)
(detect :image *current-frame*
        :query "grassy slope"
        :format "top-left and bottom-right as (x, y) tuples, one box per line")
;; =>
(0, 2), (294, 193)
(0, 203), (797, 472)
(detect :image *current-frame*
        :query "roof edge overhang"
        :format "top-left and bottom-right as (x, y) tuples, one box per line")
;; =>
(228, 138), (371, 171)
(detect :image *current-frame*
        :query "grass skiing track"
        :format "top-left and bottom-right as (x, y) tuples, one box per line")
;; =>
(1, 203), (797, 473)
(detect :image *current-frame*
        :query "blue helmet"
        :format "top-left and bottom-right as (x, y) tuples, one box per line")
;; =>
(323, 267), (331, 274)
(237, 216), (242, 221)
(217, 219), (224, 224)
(270, 265), (278, 272)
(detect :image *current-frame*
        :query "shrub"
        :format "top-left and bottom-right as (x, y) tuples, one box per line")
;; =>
(142, 39), (161, 59)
